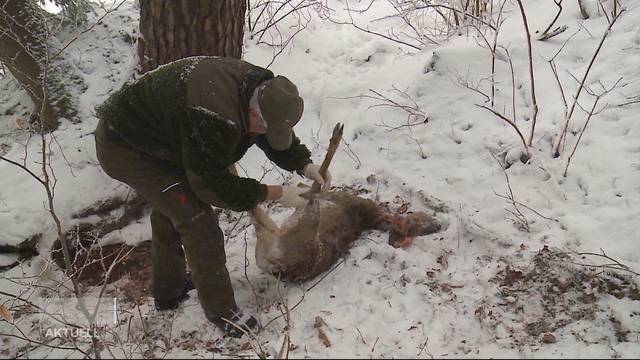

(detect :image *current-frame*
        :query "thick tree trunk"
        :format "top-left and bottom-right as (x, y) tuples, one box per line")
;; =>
(0, 0), (61, 130)
(137, 0), (247, 74)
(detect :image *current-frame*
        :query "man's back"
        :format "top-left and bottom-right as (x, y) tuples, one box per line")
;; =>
(96, 56), (274, 164)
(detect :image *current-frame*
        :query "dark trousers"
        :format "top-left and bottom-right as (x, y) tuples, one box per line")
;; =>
(94, 118), (236, 319)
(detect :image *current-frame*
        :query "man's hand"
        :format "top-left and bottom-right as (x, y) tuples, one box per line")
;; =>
(266, 185), (308, 208)
(278, 185), (308, 208)
(303, 164), (332, 191)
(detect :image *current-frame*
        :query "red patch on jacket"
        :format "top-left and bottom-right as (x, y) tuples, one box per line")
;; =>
(174, 192), (187, 206)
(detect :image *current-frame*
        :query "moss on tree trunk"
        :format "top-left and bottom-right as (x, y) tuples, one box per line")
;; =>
(0, 0), (76, 131)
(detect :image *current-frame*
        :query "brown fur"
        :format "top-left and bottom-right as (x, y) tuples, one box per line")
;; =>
(252, 191), (441, 282)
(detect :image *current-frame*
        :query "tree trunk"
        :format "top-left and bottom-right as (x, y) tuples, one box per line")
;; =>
(0, 0), (61, 131)
(137, 0), (247, 74)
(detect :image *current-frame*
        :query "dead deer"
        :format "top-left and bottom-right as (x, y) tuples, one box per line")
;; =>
(236, 124), (442, 282)
(251, 191), (441, 282)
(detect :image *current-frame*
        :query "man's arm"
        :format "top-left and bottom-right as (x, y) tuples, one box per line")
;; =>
(255, 131), (312, 175)
(181, 107), (268, 211)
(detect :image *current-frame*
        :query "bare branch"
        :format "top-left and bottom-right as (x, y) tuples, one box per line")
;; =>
(562, 95), (599, 177)
(553, 10), (624, 157)
(0, 156), (46, 186)
(566, 248), (640, 276)
(538, 0), (565, 40)
(514, 0), (539, 146)
(498, 46), (517, 121)
(328, 1), (422, 51)
(549, 60), (568, 120)
(243, 231), (261, 313)
(475, 104), (530, 159)
(489, 150), (530, 232)
(538, 25), (568, 41)
(412, 3), (496, 31)
(451, 69), (491, 104)
(51, 0), (127, 60)
(493, 193), (560, 224)
(597, 0), (611, 24)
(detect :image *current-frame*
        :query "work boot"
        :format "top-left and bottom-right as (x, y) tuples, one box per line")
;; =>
(154, 272), (195, 311)
(210, 307), (258, 338)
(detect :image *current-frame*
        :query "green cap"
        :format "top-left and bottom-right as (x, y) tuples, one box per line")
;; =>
(258, 75), (304, 151)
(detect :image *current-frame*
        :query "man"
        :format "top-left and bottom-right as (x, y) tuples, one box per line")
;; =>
(94, 56), (331, 337)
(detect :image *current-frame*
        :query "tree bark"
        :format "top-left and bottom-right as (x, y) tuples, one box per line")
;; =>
(137, 0), (247, 74)
(0, 0), (61, 130)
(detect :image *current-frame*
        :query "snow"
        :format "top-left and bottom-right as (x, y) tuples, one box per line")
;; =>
(1, 0), (639, 358)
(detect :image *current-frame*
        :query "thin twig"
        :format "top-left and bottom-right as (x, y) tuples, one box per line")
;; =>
(51, 0), (127, 59)
(553, 10), (624, 157)
(549, 60), (568, 121)
(539, 0), (564, 39)
(328, 0), (423, 50)
(574, 247), (636, 271)
(417, 337), (433, 358)
(275, 275), (291, 360)
(492, 193), (559, 223)
(514, 0), (539, 146)
(0, 290), (83, 329)
(370, 336), (380, 354)
(262, 260), (346, 329)
(355, 326), (366, 345)
(412, 4), (496, 30)
(0, 332), (84, 353)
(243, 231), (261, 313)
(91, 245), (134, 322)
(475, 104), (530, 159)
(0, 156), (46, 186)
(498, 45), (517, 122)
(489, 151), (529, 232)
(538, 25), (568, 41)
(563, 95), (600, 177)
(489, 1), (507, 107)
(306, 259), (345, 292)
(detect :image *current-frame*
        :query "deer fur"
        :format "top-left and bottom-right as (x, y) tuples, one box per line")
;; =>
(251, 191), (441, 282)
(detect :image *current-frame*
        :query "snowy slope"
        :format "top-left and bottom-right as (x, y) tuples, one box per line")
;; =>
(1, 0), (639, 358)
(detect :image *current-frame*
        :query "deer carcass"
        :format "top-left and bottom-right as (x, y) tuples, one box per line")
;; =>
(251, 191), (441, 282)
(238, 123), (441, 281)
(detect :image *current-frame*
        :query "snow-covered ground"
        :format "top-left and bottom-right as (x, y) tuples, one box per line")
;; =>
(1, 0), (639, 358)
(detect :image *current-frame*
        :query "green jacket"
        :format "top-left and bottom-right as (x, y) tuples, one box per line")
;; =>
(96, 57), (312, 211)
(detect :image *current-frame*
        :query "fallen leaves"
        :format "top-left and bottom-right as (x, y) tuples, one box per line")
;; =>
(314, 316), (331, 348)
(0, 304), (13, 322)
(500, 267), (524, 286)
(541, 333), (556, 344)
(15, 117), (25, 130)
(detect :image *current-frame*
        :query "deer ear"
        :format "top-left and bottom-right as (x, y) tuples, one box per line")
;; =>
(404, 212), (443, 236)
(297, 182), (313, 200)
(389, 231), (413, 248)
(300, 191), (312, 200)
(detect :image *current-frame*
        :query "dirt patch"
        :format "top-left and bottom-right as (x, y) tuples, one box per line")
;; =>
(477, 246), (639, 346)
(51, 193), (147, 270)
(0, 234), (41, 271)
(48, 193), (153, 302)
(74, 240), (153, 303)
(2, 193), (148, 274)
